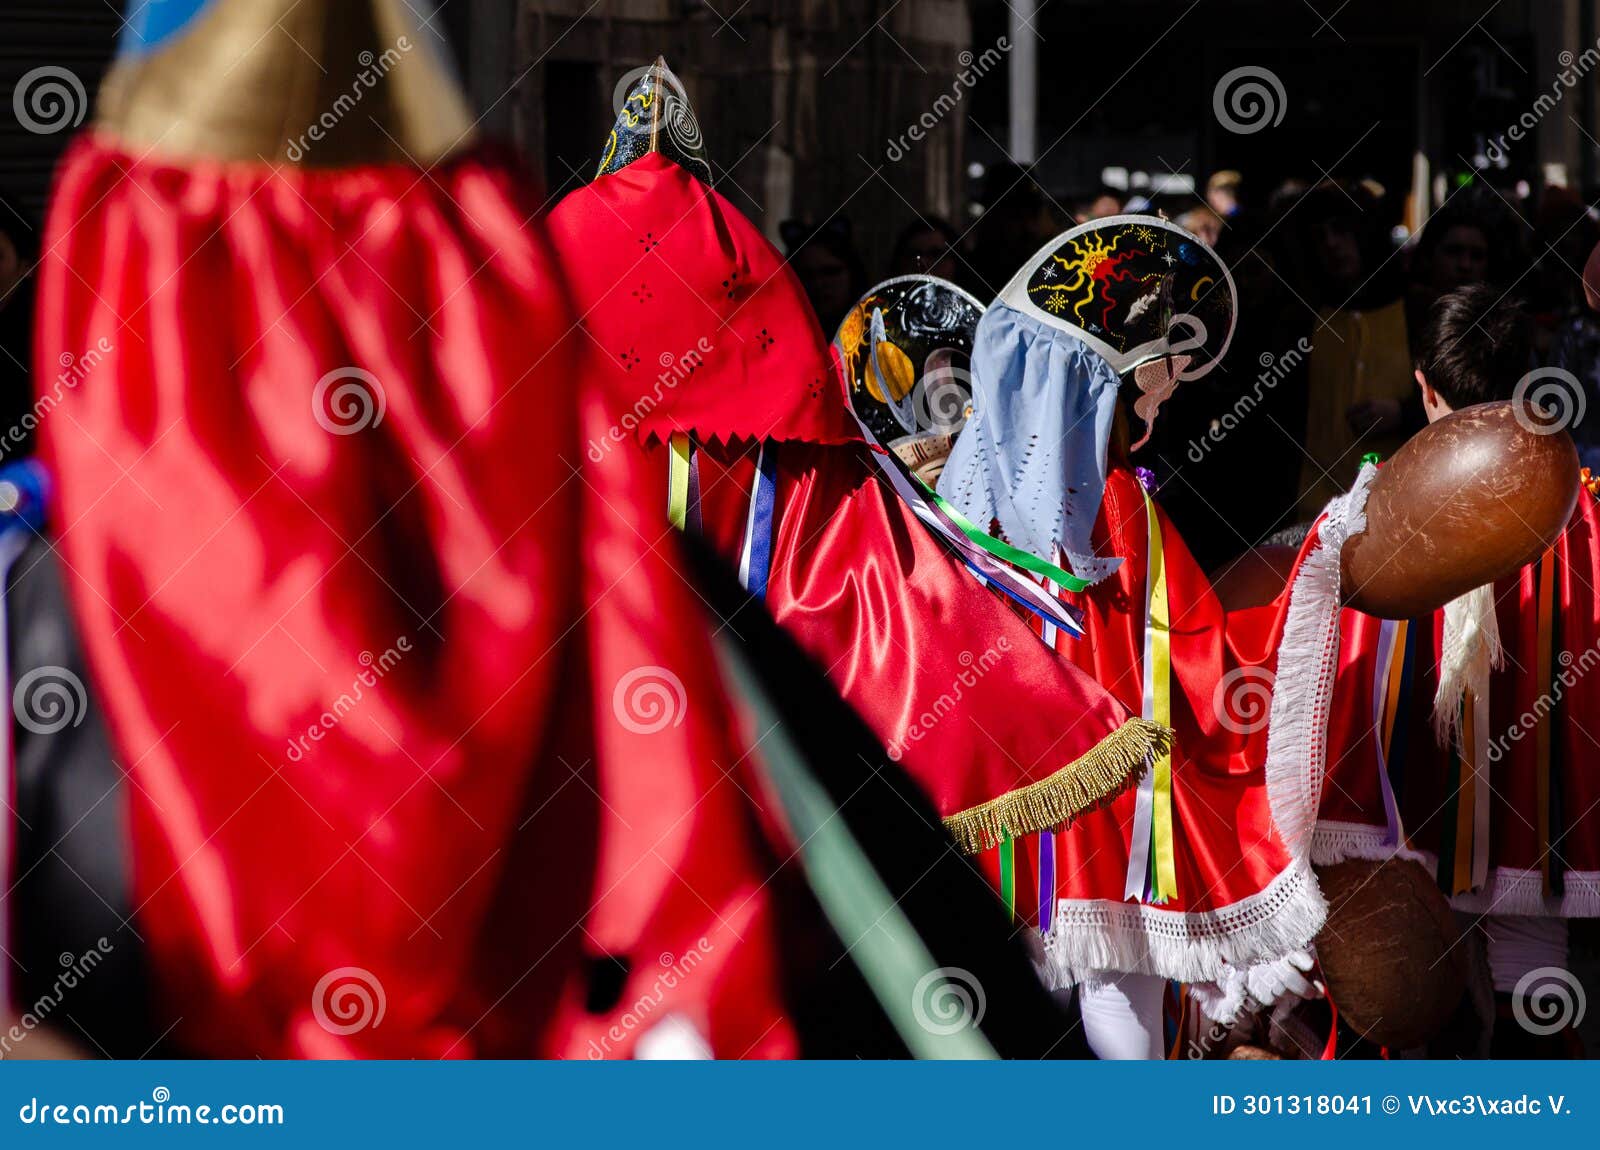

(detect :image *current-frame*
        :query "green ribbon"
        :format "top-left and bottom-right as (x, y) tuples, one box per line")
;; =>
(1360, 452), (1382, 468)
(998, 833), (1015, 923)
(912, 475), (1092, 593)
(712, 632), (998, 1060)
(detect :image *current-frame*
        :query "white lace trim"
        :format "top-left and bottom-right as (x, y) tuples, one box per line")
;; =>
(1040, 473), (1375, 989)
(1265, 463), (1376, 858)
(1312, 821), (1600, 918)
(1042, 858), (1326, 987)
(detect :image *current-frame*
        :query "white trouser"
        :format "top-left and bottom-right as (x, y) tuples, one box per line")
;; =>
(1482, 914), (1569, 995)
(1078, 973), (1166, 1059)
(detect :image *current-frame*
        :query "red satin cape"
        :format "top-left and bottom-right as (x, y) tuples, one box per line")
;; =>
(548, 157), (1160, 849)
(548, 151), (859, 449)
(34, 135), (798, 1058)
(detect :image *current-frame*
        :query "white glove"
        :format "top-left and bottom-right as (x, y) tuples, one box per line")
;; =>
(1246, 948), (1322, 1006)
(1190, 949), (1323, 1024)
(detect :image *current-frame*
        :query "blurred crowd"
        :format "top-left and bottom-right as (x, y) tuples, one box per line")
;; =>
(780, 167), (1600, 574)
(7, 168), (1596, 582)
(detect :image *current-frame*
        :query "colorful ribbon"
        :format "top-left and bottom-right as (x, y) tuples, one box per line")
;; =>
(1372, 618), (1413, 848)
(913, 474), (1091, 592)
(1037, 829), (1055, 934)
(1441, 685), (1490, 896)
(1536, 547), (1555, 896)
(738, 443), (779, 599)
(856, 441), (1085, 635)
(667, 432), (691, 529)
(998, 833), (1015, 923)
(1125, 486), (1177, 905)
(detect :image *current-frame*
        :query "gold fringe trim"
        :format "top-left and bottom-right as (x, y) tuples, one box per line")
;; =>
(942, 719), (1173, 855)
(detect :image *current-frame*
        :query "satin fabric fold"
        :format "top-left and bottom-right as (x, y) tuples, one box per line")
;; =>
(36, 136), (798, 1058)
(1041, 468), (1306, 918)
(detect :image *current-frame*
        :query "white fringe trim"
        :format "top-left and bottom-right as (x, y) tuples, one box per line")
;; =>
(1312, 821), (1600, 917)
(1038, 471), (1376, 990)
(1041, 858), (1327, 987)
(1265, 463), (1377, 859)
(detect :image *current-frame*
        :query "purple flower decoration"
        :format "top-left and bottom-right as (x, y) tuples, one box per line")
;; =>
(1134, 466), (1157, 493)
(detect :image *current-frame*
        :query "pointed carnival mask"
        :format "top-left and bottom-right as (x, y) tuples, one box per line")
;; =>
(937, 217), (1237, 582)
(833, 276), (983, 485)
(596, 57), (712, 185)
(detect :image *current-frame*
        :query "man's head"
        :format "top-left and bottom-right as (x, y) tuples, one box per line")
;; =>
(1414, 202), (1502, 293)
(1414, 284), (1530, 421)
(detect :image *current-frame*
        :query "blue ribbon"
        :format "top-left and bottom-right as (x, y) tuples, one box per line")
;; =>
(739, 444), (778, 600)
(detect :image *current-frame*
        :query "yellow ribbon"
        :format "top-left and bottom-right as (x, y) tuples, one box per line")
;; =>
(667, 432), (691, 530)
(1141, 486), (1177, 903)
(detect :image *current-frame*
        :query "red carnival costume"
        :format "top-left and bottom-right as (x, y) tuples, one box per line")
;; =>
(1316, 482), (1600, 917)
(544, 64), (1168, 862)
(935, 219), (1385, 1018)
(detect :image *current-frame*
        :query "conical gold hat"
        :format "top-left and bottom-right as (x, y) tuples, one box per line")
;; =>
(98, 0), (474, 165)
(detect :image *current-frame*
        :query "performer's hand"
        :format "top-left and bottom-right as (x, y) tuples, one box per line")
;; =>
(1245, 948), (1323, 1008)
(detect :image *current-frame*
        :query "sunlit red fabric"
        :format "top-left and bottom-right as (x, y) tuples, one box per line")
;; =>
(549, 157), (1146, 834)
(1319, 489), (1600, 907)
(1042, 467), (1304, 912)
(36, 135), (797, 1058)
(549, 151), (860, 448)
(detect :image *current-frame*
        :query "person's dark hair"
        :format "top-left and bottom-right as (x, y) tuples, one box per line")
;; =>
(1414, 284), (1531, 408)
